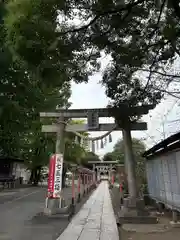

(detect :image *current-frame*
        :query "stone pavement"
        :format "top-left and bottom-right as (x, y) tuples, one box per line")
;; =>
(57, 181), (119, 240)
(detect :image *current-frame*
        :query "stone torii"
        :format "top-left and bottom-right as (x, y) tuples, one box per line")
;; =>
(40, 104), (155, 216)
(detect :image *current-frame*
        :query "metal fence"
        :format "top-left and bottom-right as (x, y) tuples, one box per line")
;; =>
(144, 132), (180, 212)
(146, 151), (180, 211)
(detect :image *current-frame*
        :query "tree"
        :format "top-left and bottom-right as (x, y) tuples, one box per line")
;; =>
(0, 1), (71, 185)
(4, 0), (100, 88)
(1, 0), (90, 184)
(104, 138), (147, 188)
(103, 152), (119, 162)
(81, 151), (100, 169)
(4, 0), (180, 110)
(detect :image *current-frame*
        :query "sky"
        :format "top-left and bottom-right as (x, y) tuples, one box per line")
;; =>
(58, 6), (180, 158)
(58, 2), (180, 157)
(70, 72), (180, 158)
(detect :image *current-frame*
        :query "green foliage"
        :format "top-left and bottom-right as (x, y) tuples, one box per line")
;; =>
(0, 1), (71, 174)
(0, 1), (98, 186)
(9, 0), (178, 110)
(5, 0), (180, 125)
(4, 0), (100, 85)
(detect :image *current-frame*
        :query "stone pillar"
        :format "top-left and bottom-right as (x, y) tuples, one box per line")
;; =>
(56, 118), (66, 208)
(122, 120), (137, 200)
(56, 117), (66, 154)
(44, 118), (66, 214)
(170, 210), (180, 227)
(119, 119), (154, 221)
(172, 210), (178, 223)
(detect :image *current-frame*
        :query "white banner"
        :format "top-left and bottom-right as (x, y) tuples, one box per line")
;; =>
(53, 154), (63, 198)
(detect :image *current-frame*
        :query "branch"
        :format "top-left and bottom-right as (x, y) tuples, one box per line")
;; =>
(152, 86), (180, 99)
(170, 41), (180, 56)
(49, 0), (145, 51)
(138, 68), (180, 79)
(58, 0), (145, 35)
(142, 0), (167, 92)
(171, 0), (180, 20)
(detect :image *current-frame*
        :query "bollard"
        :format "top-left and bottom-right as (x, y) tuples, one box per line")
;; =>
(172, 210), (178, 223)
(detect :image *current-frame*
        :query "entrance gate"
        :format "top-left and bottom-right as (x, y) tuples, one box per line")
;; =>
(40, 105), (154, 213)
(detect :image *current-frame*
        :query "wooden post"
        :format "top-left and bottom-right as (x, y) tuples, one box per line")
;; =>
(71, 171), (75, 205)
(77, 173), (81, 202)
(83, 173), (86, 195)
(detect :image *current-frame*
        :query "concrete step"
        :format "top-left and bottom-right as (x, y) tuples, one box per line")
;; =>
(118, 213), (158, 224)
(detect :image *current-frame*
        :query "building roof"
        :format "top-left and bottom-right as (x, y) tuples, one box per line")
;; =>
(88, 161), (118, 164)
(143, 131), (180, 160)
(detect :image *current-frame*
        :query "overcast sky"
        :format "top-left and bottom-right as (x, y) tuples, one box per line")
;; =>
(70, 72), (180, 157)
(68, 51), (180, 157)
(59, 13), (180, 157)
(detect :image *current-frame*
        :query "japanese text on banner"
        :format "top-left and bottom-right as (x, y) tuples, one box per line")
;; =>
(53, 154), (63, 197)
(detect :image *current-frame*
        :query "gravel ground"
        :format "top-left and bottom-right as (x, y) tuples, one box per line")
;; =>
(119, 217), (180, 240)
(109, 186), (180, 240)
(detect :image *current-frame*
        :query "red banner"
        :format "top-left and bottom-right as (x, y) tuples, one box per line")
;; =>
(47, 154), (56, 197)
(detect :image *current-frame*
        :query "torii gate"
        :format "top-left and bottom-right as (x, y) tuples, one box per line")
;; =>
(88, 160), (118, 181)
(40, 104), (154, 214)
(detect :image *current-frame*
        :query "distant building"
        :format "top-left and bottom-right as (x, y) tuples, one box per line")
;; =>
(0, 156), (30, 184)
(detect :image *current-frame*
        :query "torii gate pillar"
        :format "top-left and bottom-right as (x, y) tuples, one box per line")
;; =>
(122, 120), (137, 199)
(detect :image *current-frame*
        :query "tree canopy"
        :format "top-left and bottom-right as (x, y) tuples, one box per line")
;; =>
(4, 0), (180, 114)
(4, 0), (100, 86)
(0, 1), (90, 185)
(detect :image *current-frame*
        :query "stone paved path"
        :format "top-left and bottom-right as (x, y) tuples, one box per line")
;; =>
(57, 181), (119, 240)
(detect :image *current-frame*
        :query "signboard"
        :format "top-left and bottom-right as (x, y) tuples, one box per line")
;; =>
(53, 154), (63, 198)
(47, 154), (63, 198)
(87, 111), (99, 130)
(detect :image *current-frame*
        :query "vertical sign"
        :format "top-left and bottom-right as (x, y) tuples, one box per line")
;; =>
(53, 154), (63, 198)
(48, 154), (56, 197)
(87, 111), (99, 130)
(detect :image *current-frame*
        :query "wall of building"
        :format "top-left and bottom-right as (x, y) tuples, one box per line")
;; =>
(146, 149), (180, 211)
(12, 162), (31, 183)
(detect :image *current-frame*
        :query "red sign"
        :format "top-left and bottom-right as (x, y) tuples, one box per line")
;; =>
(48, 154), (56, 197)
